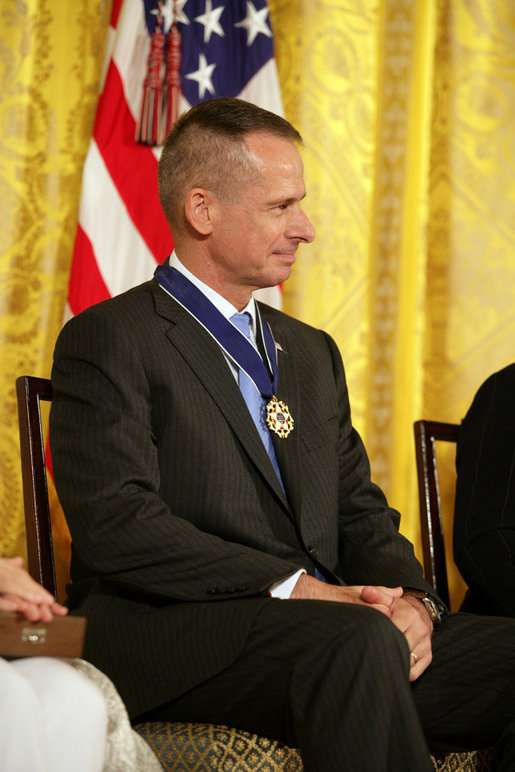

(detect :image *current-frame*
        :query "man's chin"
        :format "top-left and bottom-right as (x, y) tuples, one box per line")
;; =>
(249, 263), (294, 294)
(270, 262), (294, 286)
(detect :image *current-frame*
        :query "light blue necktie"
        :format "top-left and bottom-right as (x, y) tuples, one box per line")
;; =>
(231, 313), (327, 581)
(230, 312), (284, 489)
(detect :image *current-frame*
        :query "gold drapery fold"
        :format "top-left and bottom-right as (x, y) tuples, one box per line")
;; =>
(0, 0), (111, 559)
(1, 0), (513, 609)
(366, 0), (437, 527)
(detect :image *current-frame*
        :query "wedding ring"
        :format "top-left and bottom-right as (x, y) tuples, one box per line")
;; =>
(410, 651), (418, 664)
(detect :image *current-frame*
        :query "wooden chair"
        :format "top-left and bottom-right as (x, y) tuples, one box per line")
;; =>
(413, 420), (461, 609)
(15, 376), (491, 770)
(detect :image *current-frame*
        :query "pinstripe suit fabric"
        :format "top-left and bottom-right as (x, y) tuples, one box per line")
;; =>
(50, 279), (515, 770)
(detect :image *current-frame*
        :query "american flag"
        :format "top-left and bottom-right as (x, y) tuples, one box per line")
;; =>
(67, 0), (284, 320)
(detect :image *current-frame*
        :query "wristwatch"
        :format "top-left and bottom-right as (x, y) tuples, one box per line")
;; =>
(405, 589), (443, 626)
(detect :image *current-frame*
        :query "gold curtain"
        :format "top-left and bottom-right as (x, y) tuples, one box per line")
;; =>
(1, 0), (513, 610)
(0, 0), (111, 568)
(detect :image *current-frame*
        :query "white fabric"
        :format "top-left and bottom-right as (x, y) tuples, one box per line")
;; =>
(269, 568), (306, 599)
(69, 658), (162, 772)
(0, 656), (106, 772)
(0, 657), (161, 772)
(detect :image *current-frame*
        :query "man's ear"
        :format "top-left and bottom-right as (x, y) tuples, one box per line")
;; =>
(184, 189), (215, 235)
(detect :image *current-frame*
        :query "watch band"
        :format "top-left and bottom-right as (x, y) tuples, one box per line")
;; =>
(404, 589), (443, 626)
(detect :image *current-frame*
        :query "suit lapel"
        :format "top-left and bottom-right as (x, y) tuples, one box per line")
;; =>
(152, 283), (289, 508)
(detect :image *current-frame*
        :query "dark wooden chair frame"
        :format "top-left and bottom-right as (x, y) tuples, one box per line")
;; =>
(413, 419), (460, 610)
(16, 375), (57, 597)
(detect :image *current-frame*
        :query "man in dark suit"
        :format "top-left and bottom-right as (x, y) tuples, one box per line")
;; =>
(454, 363), (515, 617)
(50, 98), (515, 771)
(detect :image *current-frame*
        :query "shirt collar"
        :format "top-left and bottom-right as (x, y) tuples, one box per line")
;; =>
(169, 251), (257, 333)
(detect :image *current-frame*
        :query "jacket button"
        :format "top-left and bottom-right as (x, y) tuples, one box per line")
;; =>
(307, 545), (318, 559)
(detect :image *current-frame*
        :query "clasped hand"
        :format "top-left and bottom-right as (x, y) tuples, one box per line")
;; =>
(291, 574), (433, 681)
(0, 557), (68, 622)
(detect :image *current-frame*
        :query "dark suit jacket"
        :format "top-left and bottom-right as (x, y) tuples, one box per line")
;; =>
(50, 277), (434, 719)
(453, 363), (515, 617)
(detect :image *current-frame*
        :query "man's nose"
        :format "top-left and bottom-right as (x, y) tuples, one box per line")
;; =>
(289, 207), (315, 243)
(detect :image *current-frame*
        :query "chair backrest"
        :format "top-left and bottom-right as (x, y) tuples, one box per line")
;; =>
(413, 419), (460, 609)
(16, 375), (57, 599)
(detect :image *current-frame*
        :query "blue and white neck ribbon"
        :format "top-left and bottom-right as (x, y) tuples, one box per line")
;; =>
(154, 263), (294, 437)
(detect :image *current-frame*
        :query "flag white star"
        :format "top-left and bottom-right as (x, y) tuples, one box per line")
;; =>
(195, 1), (225, 44)
(173, 0), (190, 25)
(151, 0), (190, 33)
(234, 1), (272, 46)
(186, 52), (216, 98)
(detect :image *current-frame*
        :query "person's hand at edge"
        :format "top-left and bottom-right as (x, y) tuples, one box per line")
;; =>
(0, 557), (68, 621)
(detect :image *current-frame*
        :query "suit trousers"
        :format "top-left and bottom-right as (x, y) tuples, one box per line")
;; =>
(139, 600), (515, 771)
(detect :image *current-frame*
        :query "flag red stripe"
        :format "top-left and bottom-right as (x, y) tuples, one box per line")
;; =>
(110, 0), (124, 29)
(93, 60), (173, 263)
(68, 226), (111, 316)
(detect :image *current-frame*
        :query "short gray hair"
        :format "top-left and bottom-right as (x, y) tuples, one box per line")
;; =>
(158, 97), (302, 230)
